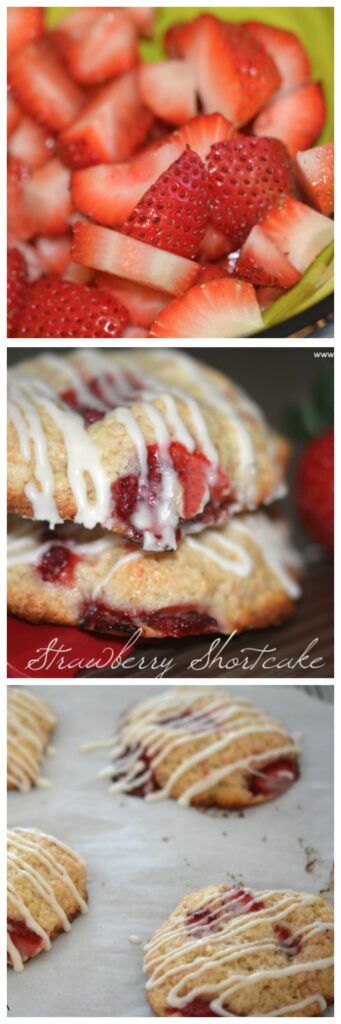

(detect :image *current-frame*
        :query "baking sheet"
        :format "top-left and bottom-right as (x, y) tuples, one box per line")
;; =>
(7, 684), (334, 1018)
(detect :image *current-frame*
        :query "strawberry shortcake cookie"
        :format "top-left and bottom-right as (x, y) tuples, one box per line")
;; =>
(7, 688), (56, 792)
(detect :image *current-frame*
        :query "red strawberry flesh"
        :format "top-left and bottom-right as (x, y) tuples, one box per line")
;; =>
(7, 919), (44, 963)
(15, 276), (128, 339)
(38, 544), (80, 585)
(7, 248), (28, 337)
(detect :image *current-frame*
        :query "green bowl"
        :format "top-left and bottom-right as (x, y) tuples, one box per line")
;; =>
(47, 6), (334, 333)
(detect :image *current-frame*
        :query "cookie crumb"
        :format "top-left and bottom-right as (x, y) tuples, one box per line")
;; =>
(129, 935), (142, 945)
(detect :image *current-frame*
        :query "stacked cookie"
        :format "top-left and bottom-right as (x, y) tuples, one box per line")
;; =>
(7, 349), (302, 638)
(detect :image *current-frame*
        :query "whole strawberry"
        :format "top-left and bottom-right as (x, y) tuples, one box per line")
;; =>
(295, 429), (334, 551)
(15, 276), (129, 338)
(7, 248), (28, 337)
(122, 146), (209, 259)
(207, 136), (296, 248)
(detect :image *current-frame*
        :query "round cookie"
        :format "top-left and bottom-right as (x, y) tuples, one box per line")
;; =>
(8, 511), (301, 639)
(7, 827), (88, 971)
(145, 884), (334, 1016)
(8, 349), (288, 551)
(94, 687), (300, 808)
(7, 688), (56, 792)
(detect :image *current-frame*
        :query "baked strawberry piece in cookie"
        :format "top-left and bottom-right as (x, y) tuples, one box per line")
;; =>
(7, 350), (288, 551)
(7, 688), (56, 792)
(145, 884), (333, 1016)
(8, 510), (301, 639)
(88, 687), (300, 807)
(7, 828), (88, 971)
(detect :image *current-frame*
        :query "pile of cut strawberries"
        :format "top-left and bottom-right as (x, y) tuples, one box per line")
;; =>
(7, 7), (334, 338)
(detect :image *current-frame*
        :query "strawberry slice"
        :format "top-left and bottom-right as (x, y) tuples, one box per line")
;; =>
(8, 116), (55, 169)
(185, 15), (281, 125)
(170, 442), (210, 518)
(21, 158), (72, 237)
(122, 326), (149, 338)
(246, 22), (311, 95)
(59, 71), (152, 169)
(15, 276), (128, 339)
(35, 236), (71, 276)
(296, 142), (334, 217)
(96, 273), (169, 329)
(7, 248), (28, 337)
(122, 148), (209, 259)
(207, 136), (297, 249)
(259, 197), (334, 273)
(137, 61), (197, 125)
(256, 286), (285, 310)
(71, 114), (232, 227)
(249, 758), (299, 797)
(236, 225), (301, 288)
(253, 81), (326, 157)
(7, 8), (44, 58)
(7, 919), (45, 963)
(199, 224), (232, 262)
(7, 158), (35, 244)
(150, 278), (263, 338)
(38, 544), (80, 584)
(51, 8), (100, 51)
(165, 20), (202, 58)
(8, 40), (83, 132)
(196, 265), (229, 286)
(7, 92), (21, 138)
(125, 7), (155, 36)
(72, 221), (200, 297)
(60, 9), (138, 84)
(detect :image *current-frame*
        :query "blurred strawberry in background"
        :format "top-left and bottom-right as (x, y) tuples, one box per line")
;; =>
(286, 365), (334, 551)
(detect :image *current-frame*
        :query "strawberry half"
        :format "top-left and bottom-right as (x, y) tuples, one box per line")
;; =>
(253, 81), (326, 157)
(71, 113), (233, 227)
(170, 442), (210, 518)
(246, 22), (311, 96)
(259, 197), (334, 273)
(7, 92), (21, 138)
(96, 273), (169, 329)
(185, 15), (281, 125)
(296, 142), (334, 217)
(72, 221), (200, 296)
(15, 276), (128, 338)
(137, 61), (197, 125)
(207, 136), (297, 249)
(21, 158), (73, 238)
(150, 278), (263, 338)
(59, 71), (152, 169)
(8, 40), (83, 132)
(8, 117), (55, 170)
(7, 7), (44, 58)
(60, 9), (138, 84)
(7, 248), (28, 337)
(236, 225), (301, 288)
(295, 429), (334, 551)
(122, 148), (209, 260)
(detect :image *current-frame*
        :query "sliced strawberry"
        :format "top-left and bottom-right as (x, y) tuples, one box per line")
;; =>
(296, 142), (334, 217)
(59, 71), (152, 169)
(8, 117), (55, 169)
(198, 224), (232, 262)
(7, 158), (36, 244)
(72, 221), (199, 297)
(207, 136), (297, 248)
(7, 919), (45, 963)
(236, 225), (301, 288)
(125, 7), (155, 36)
(165, 19), (201, 58)
(150, 278), (263, 338)
(8, 40), (84, 132)
(61, 9), (138, 84)
(178, 112), (234, 160)
(259, 197), (334, 273)
(7, 8), (44, 58)
(35, 236), (71, 276)
(96, 273), (169, 328)
(137, 61), (197, 125)
(15, 276), (128, 339)
(71, 114), (232, 227)
(38, 544), (80, 584)
(249, 757), (299, 797)
(122, 148), (209, 259)
(63, 261), (95, 286)
(122, 325), (149, 338)
(185, 15), (281, 125)
(7, 92), (21, 138)
(253, 81), (326, 157)
(51, 8), (99, 50)
(246, 22), (311, 95)
(22, 158), (72, 237)
(196, 265), (228, 286)
(7, 248), (28, 337)
(256, 286), (285, 310)
(170, 442), (210, 518)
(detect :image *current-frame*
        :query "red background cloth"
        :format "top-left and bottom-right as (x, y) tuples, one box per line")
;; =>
(7, 616), (136, 679)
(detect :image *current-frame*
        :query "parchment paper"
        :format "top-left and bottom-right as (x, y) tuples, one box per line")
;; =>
(7, 684), (334, 1018)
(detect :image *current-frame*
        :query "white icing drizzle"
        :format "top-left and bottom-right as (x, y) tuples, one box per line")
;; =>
(144, 885), (333, 1017)
(185, 533), (252, 578)
(7, 690), (56, 792)
(92, 550), (142, 599)
(7, 828), (88, 972)
(86, 688), (300, 807)
(233, 514), (302, 599)
(8, 350), (283, 549)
